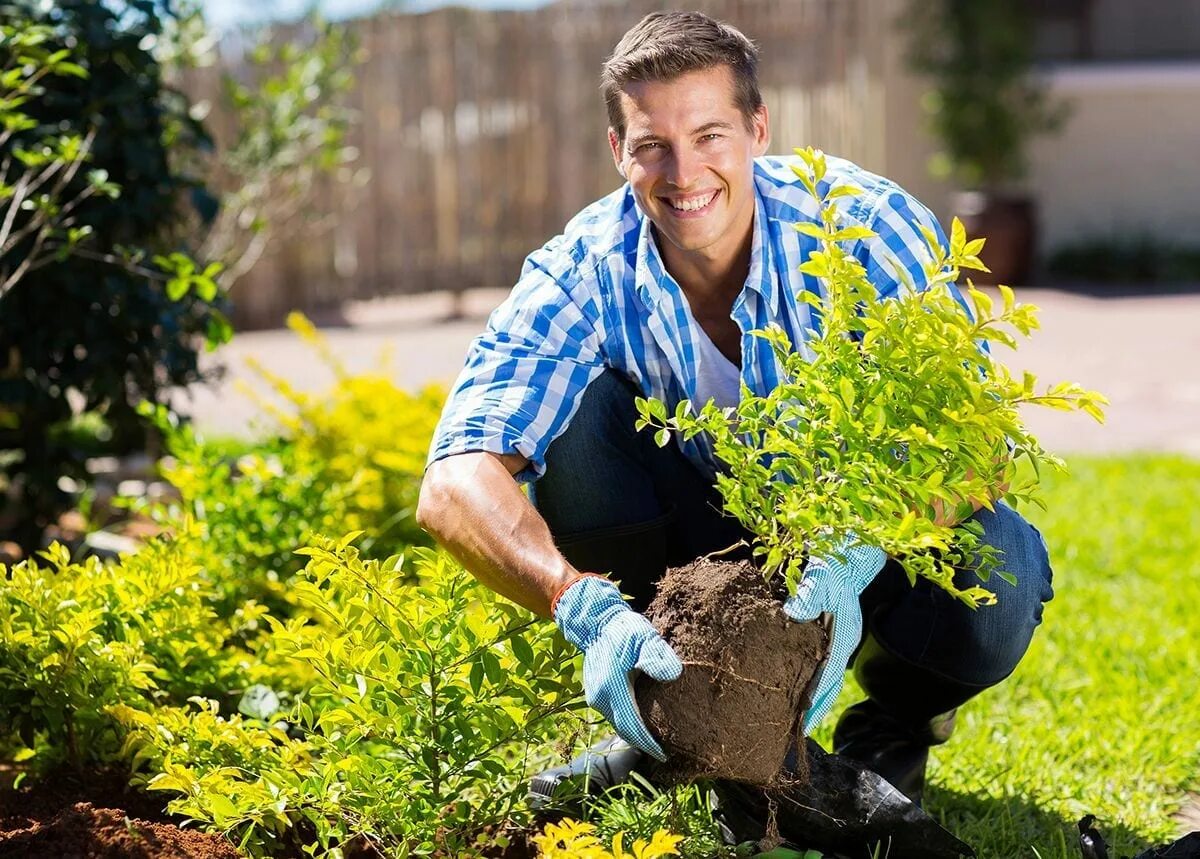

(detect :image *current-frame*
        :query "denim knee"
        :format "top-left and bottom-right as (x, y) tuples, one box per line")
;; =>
(870, 501), (1054, 688)
(929, 502), (1055, 686)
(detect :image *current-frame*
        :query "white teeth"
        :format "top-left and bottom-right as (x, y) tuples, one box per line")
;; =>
(669, 191), (716, 211)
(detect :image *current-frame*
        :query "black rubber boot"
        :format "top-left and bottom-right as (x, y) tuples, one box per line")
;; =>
(711, 739), (976, 858)
(833, 631), (986, 806)
(528, 735), (648, 813)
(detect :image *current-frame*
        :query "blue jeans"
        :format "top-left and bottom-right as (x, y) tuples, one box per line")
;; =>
(532, 369), (1054, 692)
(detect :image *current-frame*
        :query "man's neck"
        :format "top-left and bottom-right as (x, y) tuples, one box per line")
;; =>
(657, 219), (755, 313)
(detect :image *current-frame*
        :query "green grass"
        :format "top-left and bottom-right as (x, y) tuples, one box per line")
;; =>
(581, 455), (1200, 858)
(921, 454), (1200, 858)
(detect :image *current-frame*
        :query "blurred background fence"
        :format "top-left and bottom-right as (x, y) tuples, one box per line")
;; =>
(186, 0), (1200, 328)
(187, 0), (890, 327)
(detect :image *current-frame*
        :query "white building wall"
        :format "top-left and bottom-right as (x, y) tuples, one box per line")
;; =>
(1028, 62), (1200, 253)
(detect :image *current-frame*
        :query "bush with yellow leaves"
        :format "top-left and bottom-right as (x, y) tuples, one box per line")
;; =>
(143, 312), (445, 615)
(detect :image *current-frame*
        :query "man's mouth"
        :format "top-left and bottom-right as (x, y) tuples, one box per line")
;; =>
(662, 189), (720, 216)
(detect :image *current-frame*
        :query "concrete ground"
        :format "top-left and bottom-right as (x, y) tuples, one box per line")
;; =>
(179, 286), (1200, 458)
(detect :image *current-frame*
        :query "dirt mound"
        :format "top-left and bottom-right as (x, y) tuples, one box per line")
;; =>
(0, 770), (240, 858)
(635, 558), (827, 787)
(0, 801), (241, 858)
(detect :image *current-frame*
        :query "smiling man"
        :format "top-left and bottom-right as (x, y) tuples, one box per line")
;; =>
(416, 10), (1053, 845)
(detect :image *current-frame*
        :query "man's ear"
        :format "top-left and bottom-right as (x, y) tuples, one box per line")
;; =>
(752, 104), (771, 156)
(608, 128), (626, 178)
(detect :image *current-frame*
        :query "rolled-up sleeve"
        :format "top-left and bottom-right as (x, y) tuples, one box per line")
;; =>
(426, 242), (606, 483)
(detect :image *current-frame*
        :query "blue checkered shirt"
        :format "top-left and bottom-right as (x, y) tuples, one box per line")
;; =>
(428, 155), (971, 482)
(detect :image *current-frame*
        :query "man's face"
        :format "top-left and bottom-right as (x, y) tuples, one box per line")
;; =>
(609, 65), (769, 271)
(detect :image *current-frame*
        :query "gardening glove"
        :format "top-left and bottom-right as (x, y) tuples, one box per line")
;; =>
(782, 536), (887, 734)
(553, 574), (682, 761)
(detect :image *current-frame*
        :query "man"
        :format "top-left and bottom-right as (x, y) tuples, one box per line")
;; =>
(416, 9), (1053, 837)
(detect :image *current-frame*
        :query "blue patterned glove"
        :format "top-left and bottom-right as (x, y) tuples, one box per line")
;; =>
(783, 536), (887, 733)
(553, 575), (682, 761)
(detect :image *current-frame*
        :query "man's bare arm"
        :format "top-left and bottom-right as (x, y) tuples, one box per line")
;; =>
(416, 451), (578, 618)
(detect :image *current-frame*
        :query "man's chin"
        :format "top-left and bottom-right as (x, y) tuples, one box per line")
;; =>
(650, 221), (718, 255)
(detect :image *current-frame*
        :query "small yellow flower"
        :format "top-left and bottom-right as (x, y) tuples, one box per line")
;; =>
(612, 829), (684, 859)
(532, 818), (681, 859)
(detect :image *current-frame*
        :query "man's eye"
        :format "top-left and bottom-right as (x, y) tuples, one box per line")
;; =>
(636, 142), (662, 153)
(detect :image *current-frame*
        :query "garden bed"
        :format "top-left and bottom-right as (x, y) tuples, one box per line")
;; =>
(0, 769), (240, 858)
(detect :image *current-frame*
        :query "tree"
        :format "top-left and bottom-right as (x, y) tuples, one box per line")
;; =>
(0, 0), (227, 551)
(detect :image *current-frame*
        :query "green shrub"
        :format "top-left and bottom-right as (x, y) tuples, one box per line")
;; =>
(0, 0), (228, 552)
(116, 540), (584, 858)
(143, 313), (444, 616)
(0, 531), (254, 771)
(1048, 238), (1200, 285)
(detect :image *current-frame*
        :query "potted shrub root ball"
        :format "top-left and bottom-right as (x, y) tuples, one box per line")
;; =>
(632, 148), (1106, 790)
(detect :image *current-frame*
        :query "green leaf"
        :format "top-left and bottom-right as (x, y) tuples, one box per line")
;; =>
(823, 184), (864, 200)
(165, 277), (189, 301)
(194, 277), (218, 302)
(829, 225), (875, 242)
(838, 378), (855, 409)
(469, 659), (485, 696)
(950, 216), (967, 256)
(510, 635), (534, 668)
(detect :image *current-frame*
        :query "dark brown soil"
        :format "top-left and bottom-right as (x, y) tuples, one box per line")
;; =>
(0, 770), (241, 858)
(635, 558), (828, 788)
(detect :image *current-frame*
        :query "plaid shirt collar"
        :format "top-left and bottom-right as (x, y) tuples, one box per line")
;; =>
(633, 187), (781, 320)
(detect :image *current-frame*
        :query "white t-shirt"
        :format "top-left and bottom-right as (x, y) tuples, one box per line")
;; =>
(693, 323), (741, 410)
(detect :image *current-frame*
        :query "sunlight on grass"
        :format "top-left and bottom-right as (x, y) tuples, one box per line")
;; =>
(922, 455), (1200, 858)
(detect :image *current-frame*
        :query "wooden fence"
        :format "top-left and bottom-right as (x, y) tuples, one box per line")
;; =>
(197, 0), (886, 328)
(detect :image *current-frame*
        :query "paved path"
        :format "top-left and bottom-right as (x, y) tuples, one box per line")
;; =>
(180, 287), (1200, 457)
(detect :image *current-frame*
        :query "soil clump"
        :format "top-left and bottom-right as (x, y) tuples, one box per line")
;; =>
(0, 769), (241, 858)
(635, 558), (828, 787)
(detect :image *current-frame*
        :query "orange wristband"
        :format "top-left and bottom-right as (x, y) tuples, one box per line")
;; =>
(550, 572), (610, 617)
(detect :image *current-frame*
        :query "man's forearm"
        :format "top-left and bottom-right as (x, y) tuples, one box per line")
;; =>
(416, 451), (578, 617)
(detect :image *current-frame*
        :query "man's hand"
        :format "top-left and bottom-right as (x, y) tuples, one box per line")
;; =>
(554, 574), (682, 761)
(929, 461), (1012, 527)
(782, 536), (886, 733)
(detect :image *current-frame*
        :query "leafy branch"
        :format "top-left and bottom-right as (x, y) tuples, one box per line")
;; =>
(637, 146), (1106, 606)
(0, 20), (230, 345)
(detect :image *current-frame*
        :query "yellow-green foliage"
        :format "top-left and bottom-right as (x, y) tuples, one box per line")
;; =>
(639, 147), (1106, 605)
(116, 541), (585, 858)
(0, 531), (261, 770)
(112, 701), (317, 850)
(149, 312), (445, 615)
(244, 312), (444, 552)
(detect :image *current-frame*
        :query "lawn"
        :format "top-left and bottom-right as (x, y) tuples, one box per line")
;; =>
(805, 454), (1200, 858)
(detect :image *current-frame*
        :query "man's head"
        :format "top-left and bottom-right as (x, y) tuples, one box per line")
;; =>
(602, 12), (770, 272)
(601, 11), (763, 146)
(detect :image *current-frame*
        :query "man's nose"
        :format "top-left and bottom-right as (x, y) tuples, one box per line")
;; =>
(665, 146), (702, 189)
